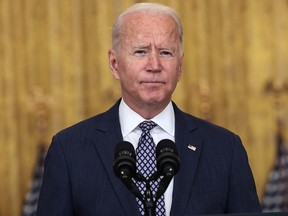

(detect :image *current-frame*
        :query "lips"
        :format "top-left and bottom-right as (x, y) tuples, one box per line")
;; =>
(140, 81), (165, 89)
(140, 80), (165, 84)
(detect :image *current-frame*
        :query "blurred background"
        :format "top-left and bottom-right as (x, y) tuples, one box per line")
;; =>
(1, 0), (288, 215)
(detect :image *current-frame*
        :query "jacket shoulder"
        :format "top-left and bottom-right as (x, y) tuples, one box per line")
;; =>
(54, 100), (120, 141)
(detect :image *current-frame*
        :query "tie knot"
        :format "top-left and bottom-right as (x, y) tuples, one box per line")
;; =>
(139, 121), (157, 133)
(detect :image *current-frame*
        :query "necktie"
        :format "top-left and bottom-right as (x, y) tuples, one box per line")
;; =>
(136, 121), (166, 216)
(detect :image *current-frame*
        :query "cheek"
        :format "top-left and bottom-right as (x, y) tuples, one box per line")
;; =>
(118, 68), (138, 87)
(119, 61), (142, 81)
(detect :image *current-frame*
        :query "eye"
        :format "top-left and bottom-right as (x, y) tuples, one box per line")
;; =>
(134, 50), (147, 56)
(160, 50), (173, 57)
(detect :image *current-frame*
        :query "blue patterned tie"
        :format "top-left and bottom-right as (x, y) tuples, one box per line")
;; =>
(136, 121), (166, 216)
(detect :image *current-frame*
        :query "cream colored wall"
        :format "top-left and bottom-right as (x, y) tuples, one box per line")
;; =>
(1, 0), (288, 215)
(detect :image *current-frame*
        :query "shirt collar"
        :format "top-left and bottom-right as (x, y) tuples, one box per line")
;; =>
(119, 98), (175, 137)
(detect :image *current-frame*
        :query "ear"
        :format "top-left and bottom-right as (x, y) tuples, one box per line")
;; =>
(177, 53), (184, 82)
(108, 48), (120, 80)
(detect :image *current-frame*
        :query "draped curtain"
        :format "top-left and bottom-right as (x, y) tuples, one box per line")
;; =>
(0, 0), (288, 215)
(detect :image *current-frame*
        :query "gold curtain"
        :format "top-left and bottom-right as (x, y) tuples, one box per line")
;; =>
(1, 0), (288, 215)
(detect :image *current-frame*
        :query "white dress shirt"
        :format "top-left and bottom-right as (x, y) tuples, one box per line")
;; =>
(119, 99), (175, 216)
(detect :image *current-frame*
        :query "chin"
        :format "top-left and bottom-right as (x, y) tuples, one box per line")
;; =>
(142, 96), (167, 106)
(139, 91), (170, 105)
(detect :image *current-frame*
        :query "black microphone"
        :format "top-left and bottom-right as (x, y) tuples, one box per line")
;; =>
(156, 139), (180, 176)
(113, 141), (142, 200)
(155, 139), (180, 200)
(113, 141), (136, 178)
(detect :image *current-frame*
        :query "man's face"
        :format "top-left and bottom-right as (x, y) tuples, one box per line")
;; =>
(109, 12), (183, 112)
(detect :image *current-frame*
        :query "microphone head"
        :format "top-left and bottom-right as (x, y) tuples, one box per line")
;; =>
(113, 141), (136, 179)
(156, 139), (180, 176)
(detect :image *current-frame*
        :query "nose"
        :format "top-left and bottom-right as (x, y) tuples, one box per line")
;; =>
(147, 51), (161, 72)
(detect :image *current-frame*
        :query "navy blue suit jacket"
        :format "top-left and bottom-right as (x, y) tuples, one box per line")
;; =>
(36, 100), (261, 215)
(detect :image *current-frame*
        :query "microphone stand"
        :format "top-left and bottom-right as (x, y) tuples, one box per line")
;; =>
(155, 172), (173, 201)
(143, 179), (156, 216)
(136, 171), (173, 216)
(114, 139), (179, 216)
(120, 170), (174, 216)
(120, 172), (156, 216)
(135, 173), (156, 216)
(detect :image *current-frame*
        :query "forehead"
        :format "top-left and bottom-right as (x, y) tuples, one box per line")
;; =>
(120, 12), (179, 44)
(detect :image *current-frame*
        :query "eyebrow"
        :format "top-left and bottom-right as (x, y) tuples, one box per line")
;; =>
(132, 45), (150, 49)
(132, 45), (176, 51)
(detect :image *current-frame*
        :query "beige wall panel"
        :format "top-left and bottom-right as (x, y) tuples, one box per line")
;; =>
(246, 0), (279, 198)
(0, 0), (21, 215)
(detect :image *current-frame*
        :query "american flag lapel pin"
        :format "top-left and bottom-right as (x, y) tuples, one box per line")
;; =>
(188, 144), (197, 151)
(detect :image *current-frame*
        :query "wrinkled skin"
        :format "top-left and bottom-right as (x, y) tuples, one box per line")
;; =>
(108, 12), (183, 119)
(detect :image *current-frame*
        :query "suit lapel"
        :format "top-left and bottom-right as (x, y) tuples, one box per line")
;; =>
(91, 100), (140, 216)
(170, 104), (204, 215)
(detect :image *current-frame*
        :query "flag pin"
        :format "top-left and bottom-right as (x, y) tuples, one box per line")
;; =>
(188, 144), (196, 151)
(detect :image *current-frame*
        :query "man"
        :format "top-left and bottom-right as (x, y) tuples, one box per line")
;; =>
(36, 3), (261, 215)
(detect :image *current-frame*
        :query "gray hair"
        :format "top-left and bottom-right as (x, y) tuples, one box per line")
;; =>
(111, 3), (183, 53)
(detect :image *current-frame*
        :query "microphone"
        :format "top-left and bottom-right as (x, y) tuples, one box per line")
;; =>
(113, 141), (142, 199)
(113, 141), (136, 178)
(155, 139), (180, 200)
(156, 139), (180, 176)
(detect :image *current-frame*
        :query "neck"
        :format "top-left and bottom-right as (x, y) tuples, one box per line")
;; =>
(123, 98), (170, 119)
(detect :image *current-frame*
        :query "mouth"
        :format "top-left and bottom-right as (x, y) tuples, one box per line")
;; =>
(140, 81), (165, 84)
(140, 81), (165, 88)
(141, 81), (165, 91)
